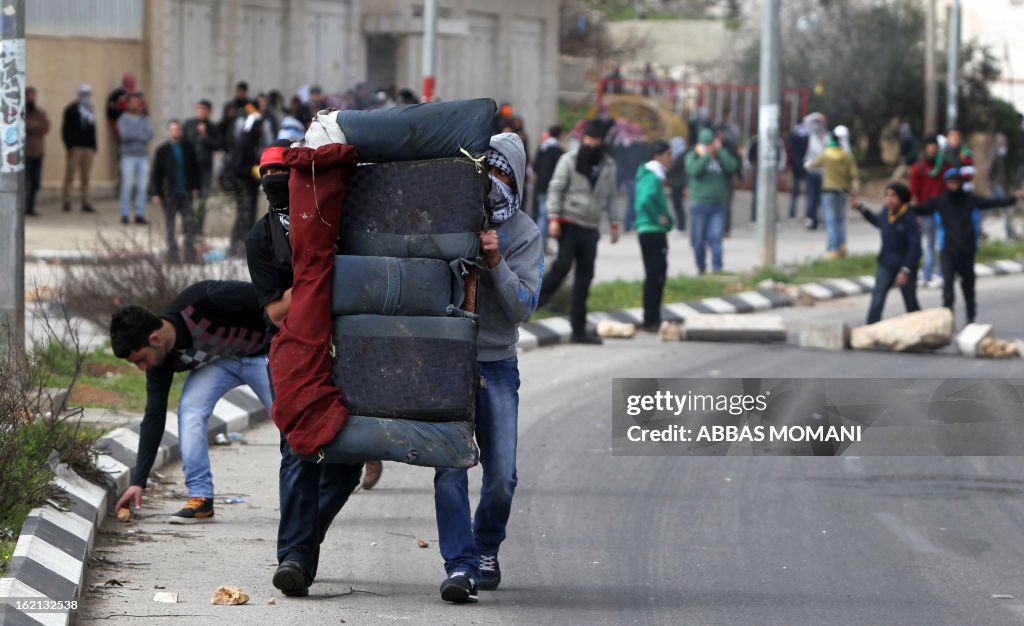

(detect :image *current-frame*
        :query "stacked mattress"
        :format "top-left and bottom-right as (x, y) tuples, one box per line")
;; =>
(317, 99), (495, 468)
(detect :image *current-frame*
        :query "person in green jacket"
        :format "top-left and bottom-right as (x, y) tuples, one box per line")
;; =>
(685, 127), (740, 274)
(634, 140), (674, 331)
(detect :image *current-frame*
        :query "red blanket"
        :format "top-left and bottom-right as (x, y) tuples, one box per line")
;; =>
(269, 143), (359, 455)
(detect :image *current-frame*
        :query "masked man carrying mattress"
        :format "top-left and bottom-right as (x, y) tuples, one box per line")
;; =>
(245, 142), (380, 597)
(434, 133), (544, 603)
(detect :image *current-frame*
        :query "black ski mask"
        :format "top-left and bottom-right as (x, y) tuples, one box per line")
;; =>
(262, 173), (290, 211)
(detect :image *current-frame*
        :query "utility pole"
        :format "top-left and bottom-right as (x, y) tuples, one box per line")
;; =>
(946, 0), (961, 129)
(0, 0), (25, 354)
(421, 0), (438, 102)
(756, 0), (780, 268)
(925, 0), (937, 134)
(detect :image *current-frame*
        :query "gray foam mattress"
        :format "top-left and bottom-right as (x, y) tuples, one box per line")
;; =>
(332, 315), (478, 421)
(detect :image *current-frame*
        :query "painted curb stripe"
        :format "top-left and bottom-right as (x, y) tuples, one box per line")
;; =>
(722, 295), (756, 314)
(521, 322), (561, 346)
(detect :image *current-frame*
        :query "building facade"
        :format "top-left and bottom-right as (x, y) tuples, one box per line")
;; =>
(28, 0), (559, 189)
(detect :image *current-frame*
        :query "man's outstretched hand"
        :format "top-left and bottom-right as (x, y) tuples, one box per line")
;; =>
(116, 485), (144, 512)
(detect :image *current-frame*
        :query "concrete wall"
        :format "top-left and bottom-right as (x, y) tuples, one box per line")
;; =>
(26, 36), (147, 189)
(606, 19), (734, 76)
(28, 0), (559, 194)
(154, 0), (558, 146)
(371, 0), (560, 142)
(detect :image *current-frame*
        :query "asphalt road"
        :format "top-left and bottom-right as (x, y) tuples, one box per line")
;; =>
(80, 274), (1024, 625)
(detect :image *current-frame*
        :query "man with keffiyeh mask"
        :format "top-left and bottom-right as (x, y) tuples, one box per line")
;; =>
(434, 133), (543, 604)
(537, 120), (620, 345)
(60, 84), (98, 214)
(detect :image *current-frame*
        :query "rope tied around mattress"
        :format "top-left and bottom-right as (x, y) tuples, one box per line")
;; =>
(310, 158), (334, 229)
(459, 147), (487, 173)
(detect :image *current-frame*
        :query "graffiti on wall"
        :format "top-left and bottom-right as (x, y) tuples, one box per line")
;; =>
(0, 37), (24, 174)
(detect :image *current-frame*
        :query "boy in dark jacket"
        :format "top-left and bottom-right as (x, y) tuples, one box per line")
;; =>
(853, 182), (922, 324)
(912, 169), (1023, 323)
(150, 120), (200, 263)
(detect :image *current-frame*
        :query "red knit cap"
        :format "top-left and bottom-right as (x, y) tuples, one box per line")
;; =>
(259, 144), (288, 176)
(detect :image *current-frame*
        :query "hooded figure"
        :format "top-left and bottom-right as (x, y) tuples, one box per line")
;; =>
(433, 132), (543, 602)
(485, 133), (525, 225)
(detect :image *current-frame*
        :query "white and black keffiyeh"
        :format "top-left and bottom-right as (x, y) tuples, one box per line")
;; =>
(487, 150), (514, 180)
(486, 149), (520, 224)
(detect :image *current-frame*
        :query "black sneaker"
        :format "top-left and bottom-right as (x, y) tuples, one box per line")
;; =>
(479, 554), (501, 590)
(168, 497), (214, 524)
(273, 560), (312, 597)
(570, 333), (603, 345)
(134, 216), (149, 225)
(440, 571), (478, 604)
(62, 202), (71, 213)
(81, 203), (96, 213)
(639, 323), (661, 333)
(121, 216), (129, 225)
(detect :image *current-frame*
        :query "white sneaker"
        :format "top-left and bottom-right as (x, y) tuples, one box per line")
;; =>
(928, 277), (944, 289)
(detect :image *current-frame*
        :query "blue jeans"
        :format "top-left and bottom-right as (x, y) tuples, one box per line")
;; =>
(434, 358), (520, 578)
(690, 203), (725, 273)
(805, 171), (822, 227)
(788, 170), (805, 219)
(821, 191), (847, 252)
(119, 155), (149, 218)
(535, 193), (549, 248)
(920, 217), (940, 281)
(867, 265), (920, 324)
(178, 356), (273, 498)
(623, 179), (637, 231)
(278, 436), (362, 579)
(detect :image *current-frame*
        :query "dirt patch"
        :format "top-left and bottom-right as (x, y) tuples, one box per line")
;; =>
(70, 384), (124, 406)
(85, 361), (135, 378)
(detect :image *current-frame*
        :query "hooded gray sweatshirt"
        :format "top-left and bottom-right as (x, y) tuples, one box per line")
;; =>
(477, 133), (544, 362)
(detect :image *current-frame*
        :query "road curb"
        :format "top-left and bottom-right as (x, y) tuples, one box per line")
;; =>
(518, 259), (1024, 351)
(0, 387), (268, 625)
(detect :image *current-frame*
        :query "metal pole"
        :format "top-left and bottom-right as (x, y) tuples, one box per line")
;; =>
(925, 0), (937, 133)
(421, 0), (438, 102)
(756, 0), (780, 268)
(0, 0), (25, 354)
(946, 0), (960, 129)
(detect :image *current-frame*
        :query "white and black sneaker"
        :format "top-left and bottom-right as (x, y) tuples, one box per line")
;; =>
(440, 571), (478, 604)
(479, 554), (501, 590)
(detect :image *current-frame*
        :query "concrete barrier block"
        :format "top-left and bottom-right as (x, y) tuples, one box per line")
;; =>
(850, 308), (954, 352)
(799, 320), (850, 351)
(682, 313), (787, 343)
(955, 323), (994, 357)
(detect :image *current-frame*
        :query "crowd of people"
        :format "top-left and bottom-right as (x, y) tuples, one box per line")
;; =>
(523, 106), (1024, 337)
(23, 76), (427, 257)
